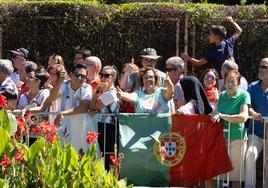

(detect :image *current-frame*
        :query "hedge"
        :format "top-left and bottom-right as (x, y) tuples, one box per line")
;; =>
(0, 1), (267, 81)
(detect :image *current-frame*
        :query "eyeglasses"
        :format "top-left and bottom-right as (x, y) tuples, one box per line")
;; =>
(225, 77), (237, 85)
(99, 73), (111, 78)
(205, 74), (216, 80)
(166, 68), (177, 72)
(73, 72), (86, 79)
(144, 58), (155, 63)
(259, 65), (268, 70)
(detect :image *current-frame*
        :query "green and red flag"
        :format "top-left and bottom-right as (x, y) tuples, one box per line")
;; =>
(119, 113), (232, 187)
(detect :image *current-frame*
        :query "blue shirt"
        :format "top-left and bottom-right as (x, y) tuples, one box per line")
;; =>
(204, 36), (236, 73)
(247, 80), (268, 139)
(133, 88), (169, 114)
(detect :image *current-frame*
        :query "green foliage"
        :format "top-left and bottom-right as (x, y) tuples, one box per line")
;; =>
(0, 127), (9, 155)
(0, 2), (267, 81)
(0, 121), (129, 187)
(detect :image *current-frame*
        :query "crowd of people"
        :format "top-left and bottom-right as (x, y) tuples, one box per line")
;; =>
(0, 16), (267, 187)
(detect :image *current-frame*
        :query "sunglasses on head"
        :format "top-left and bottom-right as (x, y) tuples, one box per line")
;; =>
(99, 73), (111, 78)
(73, 72), (86, 79)
(259, 65), (268, 70)
(166, 68), (177, 72)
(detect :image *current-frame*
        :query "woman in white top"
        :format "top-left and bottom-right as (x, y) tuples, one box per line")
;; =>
(17, 69), (50, 145)
(88, 66), (119, 169)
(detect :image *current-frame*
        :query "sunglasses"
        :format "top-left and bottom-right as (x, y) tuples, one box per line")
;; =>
(205, 74), (216, 80)
(259, 65), (268, 70)
(73, 72), (86, 79)
(99, 73), (111, 78)
(166, 68), (177, 72)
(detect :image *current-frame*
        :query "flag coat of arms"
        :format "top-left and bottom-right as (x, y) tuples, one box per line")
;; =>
(119, 113), (232, 187)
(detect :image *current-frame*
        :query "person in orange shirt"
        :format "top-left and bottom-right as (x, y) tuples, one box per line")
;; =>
(81, 56), (102, 92)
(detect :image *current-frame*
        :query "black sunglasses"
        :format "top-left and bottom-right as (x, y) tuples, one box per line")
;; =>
(166, 68), (177, 72)
(99, 73), (111, 78)
(73, 72), (86, 79)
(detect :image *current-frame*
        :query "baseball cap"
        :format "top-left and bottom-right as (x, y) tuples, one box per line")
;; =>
(10, 48), (29, 59)
(140, 48), (161, 60)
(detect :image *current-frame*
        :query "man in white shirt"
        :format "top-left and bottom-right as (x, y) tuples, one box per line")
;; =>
(51, 64), (94, 152)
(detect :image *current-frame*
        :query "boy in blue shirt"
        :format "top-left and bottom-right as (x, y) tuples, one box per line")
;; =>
(181, 16), (242, 74)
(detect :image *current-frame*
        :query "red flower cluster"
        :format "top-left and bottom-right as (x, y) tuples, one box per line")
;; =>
(13, 149), (24, 161)
(0, 157), (12, 168)
(15, 116), (29, 137)
(110, 155), (120, 167)
(0, 94), (7, 109)
(86, 132), (99, 144)
(32, 121), (58, 144)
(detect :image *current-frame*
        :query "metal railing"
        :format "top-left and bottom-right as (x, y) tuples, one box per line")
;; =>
(20, 112), (268, 187)
(216, 116), (268, 188)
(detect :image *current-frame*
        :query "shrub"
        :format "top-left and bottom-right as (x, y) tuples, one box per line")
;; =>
(0, 1), (267, 81)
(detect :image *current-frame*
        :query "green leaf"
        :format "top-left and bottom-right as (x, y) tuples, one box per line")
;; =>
(0, 109), (10, 132)
(86, 144), (97, 160)
(0, 127), (10, 154)
(29, 137), (46, 163)
(68, 147), (79, 171)
(52, 138), (61, 159)
(0, 178), (9, 188)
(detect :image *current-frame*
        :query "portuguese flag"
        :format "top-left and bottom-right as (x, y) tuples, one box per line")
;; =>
(119, 113), (232, 187)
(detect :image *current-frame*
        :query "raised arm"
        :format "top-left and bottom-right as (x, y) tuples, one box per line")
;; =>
(119, 61), (136, 91)
(117, 86), (136, 105)
(161, 76), (174, 101)
(181, 52), (208, 67)
(226, 16), (242, 39)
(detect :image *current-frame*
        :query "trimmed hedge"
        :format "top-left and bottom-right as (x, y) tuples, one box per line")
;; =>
(0, 1), (267, 81)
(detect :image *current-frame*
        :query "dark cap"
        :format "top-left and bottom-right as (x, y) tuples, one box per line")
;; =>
(140, 48), (161, 60)
(10, 48), (29, 59)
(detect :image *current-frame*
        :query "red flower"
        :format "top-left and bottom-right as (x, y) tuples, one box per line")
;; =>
(31, 125), (42, 135)
(86, 132), (99, 144)
(32, 121), (58, 144)
(13, 149), (24, 161)
(0, 157), (12, 168)
(110, 155), (120, 167)
(16, 117), (26, 129)
(0, 94), (7, 109)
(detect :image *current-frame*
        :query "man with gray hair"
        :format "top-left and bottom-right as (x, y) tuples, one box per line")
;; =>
(166, 56), (185, 112)
(218, 59), (248, 91)
(0, 59), (17, 94)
